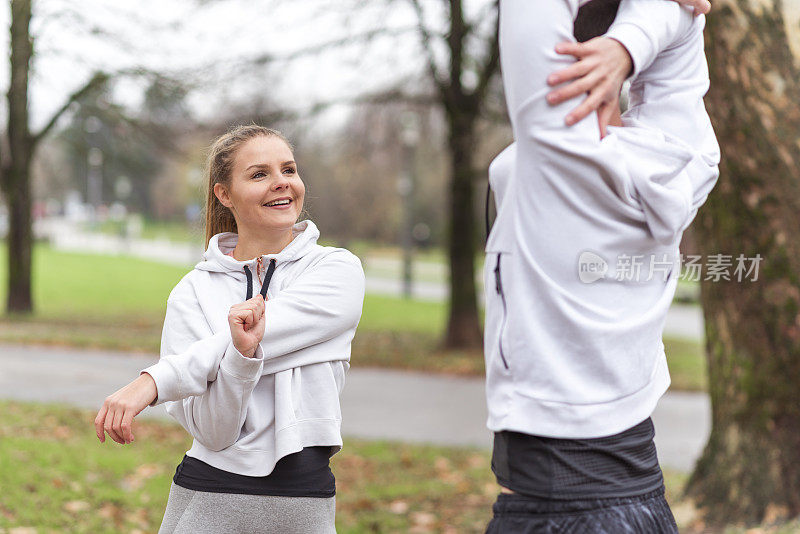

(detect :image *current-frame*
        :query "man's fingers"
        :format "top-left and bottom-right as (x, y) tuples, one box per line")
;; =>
(547, 60), (594, 87)
(554, 41), (586, 59)
(597, 103), (616, 139)
(548, 71), (603, 106)
(566, 91), (606, 126)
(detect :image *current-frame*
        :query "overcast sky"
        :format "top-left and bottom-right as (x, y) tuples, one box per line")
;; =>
(0, 0), (497, 136)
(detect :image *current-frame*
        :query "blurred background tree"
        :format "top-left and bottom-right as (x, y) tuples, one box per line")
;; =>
(685, 0), (800, 526)
(0, 0), (111, 313)
(57, 79), (192, 219)
(293, 0), (505, 349)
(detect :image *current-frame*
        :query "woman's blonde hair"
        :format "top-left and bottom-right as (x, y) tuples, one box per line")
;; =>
(203, 124), (293, 247)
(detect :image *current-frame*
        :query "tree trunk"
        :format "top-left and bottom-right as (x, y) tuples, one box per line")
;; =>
(439, 0), (495, 350)
(4, 0), (34, 314)
(685, 1), (800, 526)
(444, 110), (483, 349)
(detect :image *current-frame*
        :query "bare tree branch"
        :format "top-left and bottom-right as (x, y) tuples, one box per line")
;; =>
(407, 0), (448, 95)
(33, 67), (179, 146)
(32, 71), (110, 146)
(473, 0), (500, 103)
(294, 89), (437, 121)
(447, 0), (466, 96)
(246, 25), (425, 66)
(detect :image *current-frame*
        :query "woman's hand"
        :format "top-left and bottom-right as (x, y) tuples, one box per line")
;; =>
(95, 373), (157, 444)
(228, 296), (266, 358)
(546, 36), (631, 136)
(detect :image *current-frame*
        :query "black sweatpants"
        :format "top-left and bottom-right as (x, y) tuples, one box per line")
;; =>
(485, 487), (678, 533)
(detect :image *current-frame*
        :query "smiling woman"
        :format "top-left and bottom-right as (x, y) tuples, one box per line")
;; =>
(206, 126), (305, 244)
(203, 127), (304, 250)
(93, 124), (365, 534)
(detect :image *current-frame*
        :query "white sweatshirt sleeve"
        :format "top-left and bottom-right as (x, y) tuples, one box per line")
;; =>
(143, 250), (364, 399)
(258, 250), (365, 374)
(141, 281), (265, 451)
(606, 0), (721, 242)
(501, 0), (720, 247)
(606, 0), (686, 78)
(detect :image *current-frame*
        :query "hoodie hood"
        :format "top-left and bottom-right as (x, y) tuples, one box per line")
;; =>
(196, 220), (321, 273)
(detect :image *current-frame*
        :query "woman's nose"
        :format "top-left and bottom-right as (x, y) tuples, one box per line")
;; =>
(272, 177), (290, 190)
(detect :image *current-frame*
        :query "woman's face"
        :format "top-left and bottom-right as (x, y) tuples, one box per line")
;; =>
(215, 135), (305, 234)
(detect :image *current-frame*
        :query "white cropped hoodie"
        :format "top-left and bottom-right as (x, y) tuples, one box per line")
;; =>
(141, 220), (365, 476)
(484, 0), (720, 438)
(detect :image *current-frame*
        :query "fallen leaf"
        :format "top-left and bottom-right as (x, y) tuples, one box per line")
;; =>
(411, 511), (436, 527)
(389, 500), (409, 514)
(63, 500), (90, 513)
(434, 457), (451, 472)
(135, 464), (161, 479)
(467, 454), (486, 469)
(126, 508), (149, 529)
(53, 425), (71, 439)
(98, 502), (123, 524)
(0, 504), (16, 520)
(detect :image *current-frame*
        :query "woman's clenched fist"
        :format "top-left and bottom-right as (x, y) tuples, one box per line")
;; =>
(228, 296), (266, 358)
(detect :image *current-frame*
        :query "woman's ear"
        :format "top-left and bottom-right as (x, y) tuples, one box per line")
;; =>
(213, 183), (233, 209)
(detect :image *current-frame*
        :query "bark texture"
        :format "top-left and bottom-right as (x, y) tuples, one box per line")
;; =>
(686, 1), (800, 526)
(3, 0), (34, 313)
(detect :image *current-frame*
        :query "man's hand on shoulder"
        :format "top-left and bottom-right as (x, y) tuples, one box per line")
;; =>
(546, 0), (710, 134)
(546, 36), (631, 135)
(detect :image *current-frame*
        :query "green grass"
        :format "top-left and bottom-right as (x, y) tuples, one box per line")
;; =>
(0, 244), (185, 322)
(0, 245), (443, 333)
(664, 337), (707, 391)
(1, 400), (795, 533)
(0, 400), (496, 533)
(360, 295), (445, 334)
(0, 244), (707, 389)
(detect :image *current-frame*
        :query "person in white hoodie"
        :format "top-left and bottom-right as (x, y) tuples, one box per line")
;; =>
(484, 0), (717, 532)
(94, 125), (365, 534)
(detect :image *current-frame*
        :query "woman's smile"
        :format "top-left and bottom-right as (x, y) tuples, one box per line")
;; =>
(263, 196), (294, 209)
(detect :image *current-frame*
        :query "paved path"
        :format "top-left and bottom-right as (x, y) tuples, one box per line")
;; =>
(0, 344), (709, 472)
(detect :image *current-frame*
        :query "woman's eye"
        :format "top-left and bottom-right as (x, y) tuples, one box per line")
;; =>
(283, 168), (296, 175)
(252, 171), (266, 179)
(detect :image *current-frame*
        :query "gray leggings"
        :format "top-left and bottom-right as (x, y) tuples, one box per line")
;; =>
(158, 482), (337, 534)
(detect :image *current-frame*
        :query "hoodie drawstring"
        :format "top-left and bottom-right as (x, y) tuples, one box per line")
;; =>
(243, 259), (277, 300)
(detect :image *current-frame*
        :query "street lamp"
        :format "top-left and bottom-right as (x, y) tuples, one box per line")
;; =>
(85, 116), (104, 222)
(399, 111), (420, 299)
